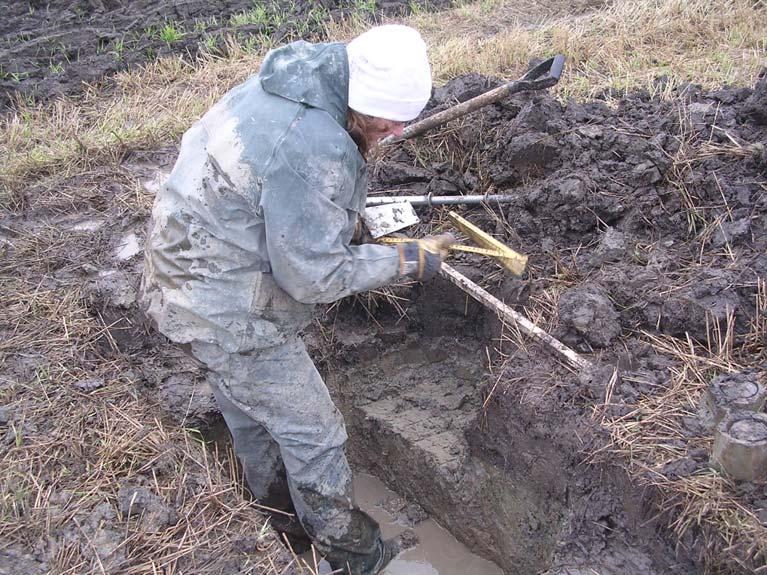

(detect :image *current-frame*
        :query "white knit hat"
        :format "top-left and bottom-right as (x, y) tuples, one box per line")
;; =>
(346, 25), (432, 122)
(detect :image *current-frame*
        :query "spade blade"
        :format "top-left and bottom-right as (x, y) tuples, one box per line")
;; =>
(363, 202), (420, 239)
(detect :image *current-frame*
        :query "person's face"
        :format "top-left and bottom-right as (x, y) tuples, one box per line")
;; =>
(366, 117), (405, 144)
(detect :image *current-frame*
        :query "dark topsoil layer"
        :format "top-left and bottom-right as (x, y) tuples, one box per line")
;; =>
(2, 70), (766, 573)
(0, 0), (448, 109)
(373, 70), (767, 347)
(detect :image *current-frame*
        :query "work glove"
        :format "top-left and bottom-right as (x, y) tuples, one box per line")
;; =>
(396, 234), (455, 281)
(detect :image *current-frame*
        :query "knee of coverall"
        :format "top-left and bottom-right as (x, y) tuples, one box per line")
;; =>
(277, 405), (351, 496)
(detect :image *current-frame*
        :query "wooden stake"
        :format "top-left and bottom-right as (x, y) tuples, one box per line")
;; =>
(440, 264), (592, 371)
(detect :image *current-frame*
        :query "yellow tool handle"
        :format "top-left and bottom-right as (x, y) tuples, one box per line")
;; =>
(448, 244), (507, 258)
(447, 211), (527, 276)
(377, 236), (506, 258)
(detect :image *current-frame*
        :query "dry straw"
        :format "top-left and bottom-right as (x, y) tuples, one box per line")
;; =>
(593, 307), (767, 571)
(0, 173), (310, 573)
(1, 0), (766, 573)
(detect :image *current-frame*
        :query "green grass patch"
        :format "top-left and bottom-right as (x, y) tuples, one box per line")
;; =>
(158, 21), (185, 43)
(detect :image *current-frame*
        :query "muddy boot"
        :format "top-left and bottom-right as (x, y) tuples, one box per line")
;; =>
(326, 528), (419, 575)
(371, 529), (419, 574)
(269, 512), (313, 554)
(258, 476), (313, 554)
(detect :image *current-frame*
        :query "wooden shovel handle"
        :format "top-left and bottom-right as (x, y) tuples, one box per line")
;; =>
(382, 55), (565, 145)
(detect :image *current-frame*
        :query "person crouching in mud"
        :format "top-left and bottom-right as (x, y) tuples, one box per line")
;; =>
(140, 25), (453, 574)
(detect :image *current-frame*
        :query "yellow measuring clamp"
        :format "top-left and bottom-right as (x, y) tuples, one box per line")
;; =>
(378, 237), (507, 259)
(377, 210), (528, 277)
(447, 211), (527, 276)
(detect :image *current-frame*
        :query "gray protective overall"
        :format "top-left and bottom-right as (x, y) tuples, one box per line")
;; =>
(140, 41), (403, 574)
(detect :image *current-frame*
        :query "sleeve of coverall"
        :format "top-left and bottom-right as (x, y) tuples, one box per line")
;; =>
(260, 130), (402, 305)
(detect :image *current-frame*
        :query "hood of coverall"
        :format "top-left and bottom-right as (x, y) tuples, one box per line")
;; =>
(259, 40), (349, 128)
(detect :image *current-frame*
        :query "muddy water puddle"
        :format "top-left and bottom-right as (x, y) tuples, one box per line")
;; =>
(302, 473), (502, 575)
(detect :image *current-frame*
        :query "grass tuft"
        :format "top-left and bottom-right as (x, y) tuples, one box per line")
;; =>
(595, 323), (767, 571)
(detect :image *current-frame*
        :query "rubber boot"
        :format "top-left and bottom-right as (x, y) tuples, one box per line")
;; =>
(269, 512), (313, 554)
(370, 530), (419, 574)
(325, 528), (418, 575)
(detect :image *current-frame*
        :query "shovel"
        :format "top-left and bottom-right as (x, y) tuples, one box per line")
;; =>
(379, 54), (565, 146)
(366, 55), (565, 238)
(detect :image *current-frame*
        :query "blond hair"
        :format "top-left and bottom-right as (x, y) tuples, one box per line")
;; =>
(346, 109), (377, 158)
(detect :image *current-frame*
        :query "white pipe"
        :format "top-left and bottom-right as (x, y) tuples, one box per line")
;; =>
(365, 194), (516, 207)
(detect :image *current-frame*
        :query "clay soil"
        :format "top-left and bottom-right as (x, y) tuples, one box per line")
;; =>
(2, 11), (767, 575)
(0, 0), (448, 109)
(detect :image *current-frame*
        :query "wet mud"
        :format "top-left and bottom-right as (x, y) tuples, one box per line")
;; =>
(309, 298), (697, 575)
(303, 473), (502, 575)
(2, 67), (765, 573)
(0, 0), (448, 108)
(373, 71), (767, 346)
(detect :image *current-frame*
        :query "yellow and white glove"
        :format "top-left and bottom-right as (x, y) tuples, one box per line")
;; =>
(396, 234), (455, 281)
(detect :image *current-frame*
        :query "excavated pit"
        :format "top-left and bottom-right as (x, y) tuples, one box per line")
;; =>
(317, 318), (540, 572)
(305, 280), (694, 575)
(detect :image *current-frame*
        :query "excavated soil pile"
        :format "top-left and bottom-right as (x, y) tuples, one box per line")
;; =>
(2, 71), (765, 573)
(0, 0), (447, 108)
(311, 72), (767, 574)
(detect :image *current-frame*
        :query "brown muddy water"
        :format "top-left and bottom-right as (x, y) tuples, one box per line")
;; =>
(299, 473), (502, 575)
(204, 412), (500, 574)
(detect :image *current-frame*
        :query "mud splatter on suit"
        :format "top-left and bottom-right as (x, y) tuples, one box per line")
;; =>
(140, 40), (403, 573)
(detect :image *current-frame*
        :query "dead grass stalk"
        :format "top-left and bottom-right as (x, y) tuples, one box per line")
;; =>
(597, 322), (767, 571)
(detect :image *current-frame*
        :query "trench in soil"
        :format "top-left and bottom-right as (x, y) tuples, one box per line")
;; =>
(204, 284), (506, 573)
(323, 326), (511, 574)
(199, 276), (688, 574)
(312, 273), (696, 574)
(319, 301), (507, 574)
(309, 279), (570, 575)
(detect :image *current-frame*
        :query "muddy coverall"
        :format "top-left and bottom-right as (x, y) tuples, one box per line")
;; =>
(140, 41), (403, 573)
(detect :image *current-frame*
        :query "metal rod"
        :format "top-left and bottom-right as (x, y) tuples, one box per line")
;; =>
(365, 194), (516, 207)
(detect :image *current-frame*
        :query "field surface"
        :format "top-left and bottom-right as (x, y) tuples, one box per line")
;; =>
(1, 1), (765, 574)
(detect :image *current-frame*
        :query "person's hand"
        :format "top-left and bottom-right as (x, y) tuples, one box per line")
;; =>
(397, 233), (454, 281)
